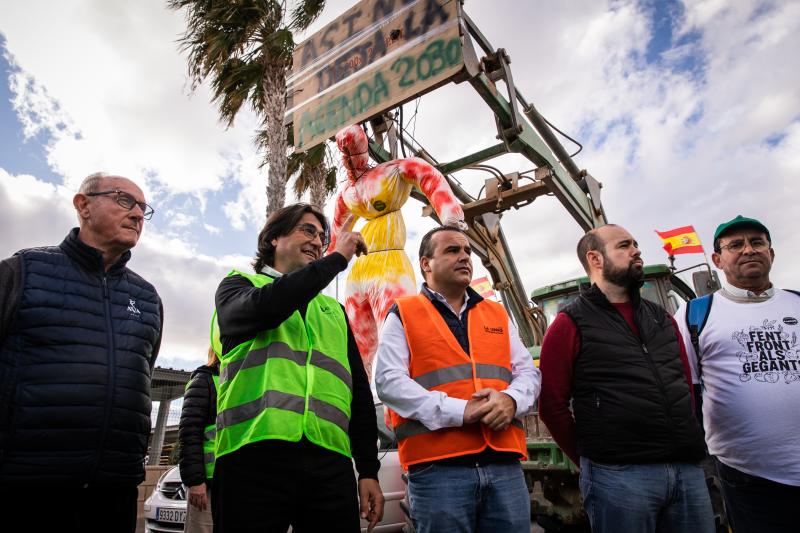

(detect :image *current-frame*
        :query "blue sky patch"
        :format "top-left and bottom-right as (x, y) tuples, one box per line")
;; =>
(0, 36), (61, 184)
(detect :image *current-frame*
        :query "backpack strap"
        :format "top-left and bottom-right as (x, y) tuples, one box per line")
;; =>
(785, 289), (800, 298)
(685, 294), (714, 387)
(685, 294), (714, 441)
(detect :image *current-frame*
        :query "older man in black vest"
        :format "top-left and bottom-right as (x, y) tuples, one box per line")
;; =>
(539, 224), (712, 533)
(0, 172), (163, 533)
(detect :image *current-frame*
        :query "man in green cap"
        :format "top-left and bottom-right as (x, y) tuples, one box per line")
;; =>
(675, 215), (800, 533)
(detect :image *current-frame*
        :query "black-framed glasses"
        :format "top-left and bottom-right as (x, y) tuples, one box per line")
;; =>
(86, 189), (155, 220)
(295, 223), (330, 251)
(719, 237), (769, 254)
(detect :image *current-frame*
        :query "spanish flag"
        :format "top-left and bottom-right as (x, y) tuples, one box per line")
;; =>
(655, 225), (704, 255)
(470, 276), (496, 300)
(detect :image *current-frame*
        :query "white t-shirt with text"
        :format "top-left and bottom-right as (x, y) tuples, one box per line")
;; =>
(676, 289), (800, 486)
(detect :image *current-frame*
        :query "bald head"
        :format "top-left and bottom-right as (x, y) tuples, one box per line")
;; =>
(72, 172), (149, 269)
(577, 224), (643, 292)
(577, 224), (620, 274)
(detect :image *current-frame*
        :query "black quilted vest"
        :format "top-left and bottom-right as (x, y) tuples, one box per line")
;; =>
(0, 229), (161, 486)
(564, 284), (705, 464)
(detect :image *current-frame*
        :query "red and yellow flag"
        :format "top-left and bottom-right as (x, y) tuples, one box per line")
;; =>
(655, 225), (704, 255)
(470, 276), (496, 300)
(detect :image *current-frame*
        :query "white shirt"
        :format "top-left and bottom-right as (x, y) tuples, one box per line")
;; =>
(375, 288), (541, 431)
(720, 282), (774, 302)
(260, 265), (283, 277)
(675, 288), (800, 486)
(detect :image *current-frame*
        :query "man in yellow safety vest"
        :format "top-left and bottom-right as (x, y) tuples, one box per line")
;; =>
(212, 203), (384, 532)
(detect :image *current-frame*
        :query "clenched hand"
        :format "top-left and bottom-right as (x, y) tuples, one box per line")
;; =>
(334, 214), (368, 261)
(473, 388), (517, 431)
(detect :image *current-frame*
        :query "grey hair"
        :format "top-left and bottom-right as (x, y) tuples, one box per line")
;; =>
(78, 172), (110, 194)
(75, 172), (111, 224)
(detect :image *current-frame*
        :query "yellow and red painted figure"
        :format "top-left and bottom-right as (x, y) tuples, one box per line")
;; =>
(330, 124), (466, 378)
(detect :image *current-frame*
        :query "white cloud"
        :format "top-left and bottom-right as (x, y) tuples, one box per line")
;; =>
(203, 223), (221, 235)
(0, 169), (250, 370)
(0, 0), (261, 200)
(2, 0), (800, 366)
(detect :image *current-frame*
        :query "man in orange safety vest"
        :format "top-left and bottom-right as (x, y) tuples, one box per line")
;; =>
(375, 226), (540, 533)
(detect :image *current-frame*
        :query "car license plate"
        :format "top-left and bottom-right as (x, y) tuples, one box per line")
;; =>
(157, 508), (186, 523)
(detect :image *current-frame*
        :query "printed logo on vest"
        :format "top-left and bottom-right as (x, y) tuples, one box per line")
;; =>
(483, 325), (504, 334)
(318, 304), (332, 314)
(783, 317), (798, 326)
(127, 298), (142, 319)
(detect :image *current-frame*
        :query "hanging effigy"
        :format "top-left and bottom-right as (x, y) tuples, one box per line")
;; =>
(330, 124), (466, 378)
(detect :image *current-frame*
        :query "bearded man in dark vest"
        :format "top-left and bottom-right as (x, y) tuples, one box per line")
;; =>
(0, 172), (163, 533)
(539, 224), (713, 533)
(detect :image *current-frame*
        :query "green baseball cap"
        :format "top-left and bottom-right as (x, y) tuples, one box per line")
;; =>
(713, 215), (770, 243)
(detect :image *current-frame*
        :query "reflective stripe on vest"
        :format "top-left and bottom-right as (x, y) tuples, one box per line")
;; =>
(203, 374), (219, 479)
(203, 424), (216, 479)
(214, 270), (352, 460)
(395, 418), (525, 442)
(413, 363), (512, 389)
(390, 294), (528, 468)
(219, 343), (352, 389)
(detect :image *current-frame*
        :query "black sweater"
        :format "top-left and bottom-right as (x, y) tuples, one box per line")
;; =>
(179, 364), (219, 488)
(214, 253), (379, 480)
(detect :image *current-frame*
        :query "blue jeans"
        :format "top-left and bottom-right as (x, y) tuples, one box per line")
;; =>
(715, 457), (800, 533)
(407, 461), (530, 533)
(579, 457), (714, 533)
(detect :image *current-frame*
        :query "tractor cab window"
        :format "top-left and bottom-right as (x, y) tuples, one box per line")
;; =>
(540, 294), (579, 327)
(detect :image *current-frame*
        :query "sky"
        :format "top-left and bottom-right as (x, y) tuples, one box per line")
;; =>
(1, 0), (799, 373)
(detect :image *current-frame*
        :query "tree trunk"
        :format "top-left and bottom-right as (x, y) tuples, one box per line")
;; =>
(308, 163), (329, 208)
(262, 60), (288, 217)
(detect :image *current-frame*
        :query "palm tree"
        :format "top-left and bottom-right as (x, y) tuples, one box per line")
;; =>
(169, 0), (326, 216)
(287, 143), (338, 208)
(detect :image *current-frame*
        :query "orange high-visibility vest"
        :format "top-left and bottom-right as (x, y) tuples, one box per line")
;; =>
(390, 294), (528, 469)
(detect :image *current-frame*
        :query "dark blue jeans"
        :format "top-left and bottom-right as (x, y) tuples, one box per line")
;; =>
(579, 457), (715, 533)
(715, 457), (800, 533)
(407, 461), (530, 533)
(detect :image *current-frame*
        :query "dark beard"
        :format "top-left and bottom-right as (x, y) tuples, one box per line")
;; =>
(602, 259), (644, 289)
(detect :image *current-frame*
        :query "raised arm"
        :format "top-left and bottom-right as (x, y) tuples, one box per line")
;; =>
(397, 158), (465, 228)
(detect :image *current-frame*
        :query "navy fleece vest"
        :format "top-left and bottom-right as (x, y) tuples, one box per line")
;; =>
(565, 285), (705, 464)
(0, 230), (161, 486)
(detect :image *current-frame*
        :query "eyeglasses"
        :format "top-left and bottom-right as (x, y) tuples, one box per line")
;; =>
(295, 223), (329, 251)
(86, 190), (155, 220)
(718, 237), (769, 254)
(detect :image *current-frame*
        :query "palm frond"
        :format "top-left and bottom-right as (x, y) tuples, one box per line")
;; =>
(324, 166), (338, 192)
(289, 0), (326, 31)
(211, 58), (264, 127)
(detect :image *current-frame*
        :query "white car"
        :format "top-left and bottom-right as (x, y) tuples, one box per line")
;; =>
(143, 466), (186, 533)
(144, 402), (408, 532)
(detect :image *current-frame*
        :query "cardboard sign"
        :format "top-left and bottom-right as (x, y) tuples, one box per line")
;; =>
(287, 0), (464, 150)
